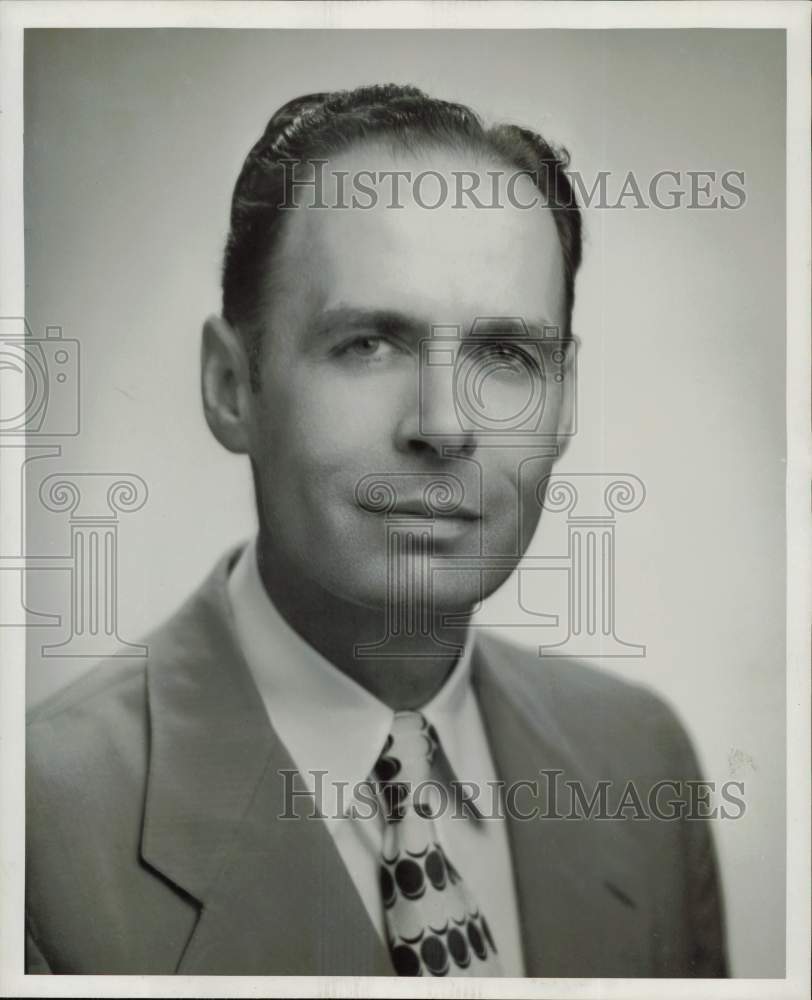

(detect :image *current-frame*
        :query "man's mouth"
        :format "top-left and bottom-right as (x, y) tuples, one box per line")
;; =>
(353, 473), (481, 523)
(385, 500), (480, 520)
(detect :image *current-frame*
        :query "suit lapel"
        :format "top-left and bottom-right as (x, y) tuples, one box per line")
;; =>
(472, 640), (653, 977)
(174, 744), (392, 975)
(140, 549), (391, 975)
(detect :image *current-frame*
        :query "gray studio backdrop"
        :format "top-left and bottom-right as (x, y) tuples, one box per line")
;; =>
(21, 28), (786, 977)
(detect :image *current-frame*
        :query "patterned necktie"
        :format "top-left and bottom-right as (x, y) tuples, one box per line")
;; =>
(374, 710), (503, 977)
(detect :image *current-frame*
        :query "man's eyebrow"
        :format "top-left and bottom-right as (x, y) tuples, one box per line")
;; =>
(311, 308), (567, 343)
(311, 307), (427, 340)
(467, 317), (563, 340)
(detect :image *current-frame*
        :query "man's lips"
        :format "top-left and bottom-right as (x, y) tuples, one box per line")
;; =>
(358, 498), (480, 520)
(388, 501), (479, 520)
(353, 473), (479, 522)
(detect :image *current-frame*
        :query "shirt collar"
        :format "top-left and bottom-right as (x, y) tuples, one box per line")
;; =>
(226, 537), (477, 817)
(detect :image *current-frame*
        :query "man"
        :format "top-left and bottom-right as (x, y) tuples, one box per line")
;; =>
(26, 84), (728, 977)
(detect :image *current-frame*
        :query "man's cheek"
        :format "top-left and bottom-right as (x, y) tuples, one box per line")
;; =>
(484, 458), (546, 544)
(299, 377), (375, 431)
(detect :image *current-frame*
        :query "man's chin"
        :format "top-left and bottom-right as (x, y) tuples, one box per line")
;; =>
(324, 564), (509, 619)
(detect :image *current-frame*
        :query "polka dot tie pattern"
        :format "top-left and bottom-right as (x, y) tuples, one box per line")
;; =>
(374, 710), (504, 977)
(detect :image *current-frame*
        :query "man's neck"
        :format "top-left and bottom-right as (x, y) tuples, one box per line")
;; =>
(255, 534), (470, 711)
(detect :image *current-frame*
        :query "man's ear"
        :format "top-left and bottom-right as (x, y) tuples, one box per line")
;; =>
(201, 314), (254, 454)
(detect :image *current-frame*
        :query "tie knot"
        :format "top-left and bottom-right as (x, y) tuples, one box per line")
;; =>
(375, 711), (439, 787)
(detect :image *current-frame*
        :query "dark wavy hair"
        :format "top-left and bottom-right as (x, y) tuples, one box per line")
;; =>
(222, 83), (583, 384)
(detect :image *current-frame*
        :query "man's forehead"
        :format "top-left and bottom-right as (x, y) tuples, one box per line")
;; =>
(268, 141), (566, 333)
(288, 139), (549, 220)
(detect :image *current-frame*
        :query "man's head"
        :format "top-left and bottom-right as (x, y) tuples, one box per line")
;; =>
(202, 83), (582, 613)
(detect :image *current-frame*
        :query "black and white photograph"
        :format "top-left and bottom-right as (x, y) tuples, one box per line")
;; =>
(0, 2), (809, 997)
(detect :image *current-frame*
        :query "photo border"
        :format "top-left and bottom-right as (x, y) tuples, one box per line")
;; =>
(1, 3), (808, 998)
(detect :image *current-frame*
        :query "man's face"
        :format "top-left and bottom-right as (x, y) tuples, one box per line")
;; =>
(246, 143), (568, 613)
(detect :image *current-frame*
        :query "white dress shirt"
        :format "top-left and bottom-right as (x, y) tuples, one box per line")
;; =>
(227, 537), (525, 975)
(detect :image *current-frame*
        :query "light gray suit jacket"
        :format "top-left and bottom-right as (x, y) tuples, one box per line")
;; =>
(26, 549), (728, 976)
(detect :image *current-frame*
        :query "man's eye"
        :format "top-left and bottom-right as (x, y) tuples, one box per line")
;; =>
(484, 343), (516, 359)
(340, 335), (400, 360)
(352, 336), (385, 355)
(478, 342), (538, 369)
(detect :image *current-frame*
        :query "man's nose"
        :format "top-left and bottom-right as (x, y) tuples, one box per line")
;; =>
(393, 356), (477, 458)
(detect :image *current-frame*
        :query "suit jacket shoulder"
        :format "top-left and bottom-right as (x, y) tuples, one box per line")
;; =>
(27, 549), (392, 976)
(471, 631), (728, 977)
(25, 573), (219, 974)
(473, 631), (705, 785)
